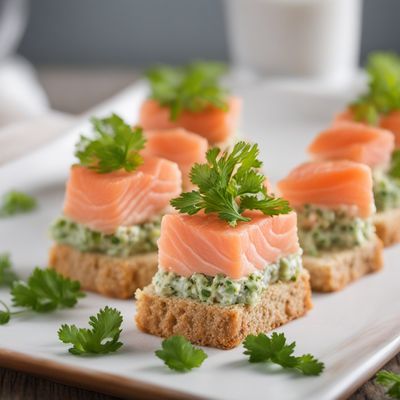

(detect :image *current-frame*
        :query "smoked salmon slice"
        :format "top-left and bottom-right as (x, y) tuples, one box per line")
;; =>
(138, 97), (242, 144)
(142, 128), (208, 189)
(63, 156), (182, 234)
(158, 211), (299, 280)
(308, 121), (394, 168)
(277, 161), (374, 218)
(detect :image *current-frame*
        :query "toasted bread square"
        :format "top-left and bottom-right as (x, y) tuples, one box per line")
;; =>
(135, 270), (312, 349)
(302, 234), (383, 292)
(373, 208), (400, 247)
(49, 244), (158, 299)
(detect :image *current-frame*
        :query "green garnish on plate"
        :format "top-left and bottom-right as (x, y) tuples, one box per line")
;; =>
(155, 335), (207, 372)
(146, 61), (229, 120)
(75, 113), (146, 173)
(0, 267), (85, 325)
(58, 306), (123, 356)
(0, 190), (37, 217)
(376, 370), (400, 399)
(352, 52), (400, 124)
(243, 332), (324, 376)
(0, 253), (18, 287)
(171, 141), (291, 227)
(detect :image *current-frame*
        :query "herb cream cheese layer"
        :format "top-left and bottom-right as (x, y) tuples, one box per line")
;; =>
(373, 170), (400, 212)
(153, 253), (302, 306)
(297, 205), (374, 256)
(51, 216), (161, 257)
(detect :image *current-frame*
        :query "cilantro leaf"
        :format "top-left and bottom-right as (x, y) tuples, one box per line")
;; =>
(376, 370), (400, 399)
(243, 332), (324, 376)
(11, 268), (85, 312)
(58, 306), (123, 355)
(352, 52), (400, 124)
(75, 113), (146, 173)
(171, 141), (291, 226)
(146, 61), (229, 120)
(0, 253), (18, 287)
(0, 191), (37, 217)
(0, 310), (10, 325)
(155, 335), (207, 372)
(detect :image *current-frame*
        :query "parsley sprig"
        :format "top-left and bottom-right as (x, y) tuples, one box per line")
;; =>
(0, 268), (85, 325)
(155, 335), (207, 372)
(352, 52), (400, 124)
(376, 370), (400, 399)
(146, 61), (229, 120)
(0, 253), (18, 287)
(171, 141), (291, 226)
(243, 332), (324, 376)
(0, 191), (37, 217)
(75, 113), (146, 173)
(58, 306), (123, 355)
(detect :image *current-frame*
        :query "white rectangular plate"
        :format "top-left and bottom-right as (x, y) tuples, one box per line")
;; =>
(0, 79), (399, 400)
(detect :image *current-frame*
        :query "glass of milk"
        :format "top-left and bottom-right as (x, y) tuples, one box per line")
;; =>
(224, 0), (363, 83)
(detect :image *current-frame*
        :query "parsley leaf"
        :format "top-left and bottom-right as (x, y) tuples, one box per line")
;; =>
(0, 306), (10, 325)
(58, 306), (123, 355)
(146, 61), (229, 120)
(75, 113), (146, 173)
(376, 370), (400, 399)
(11, 268), (85, 312)
(0, 253), (18, 287)
(243, 332), (324, 376)
(0, 191), (37, 217)
(352, 52), (400, 124)
(155, 335), (207, 372)
(0, 267), (84, 325)
(171, 141), (291, 226)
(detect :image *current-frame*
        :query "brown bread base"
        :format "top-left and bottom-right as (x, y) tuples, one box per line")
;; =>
(302, 235), (383, 292)
(49, 244), (158, 299)
(135, 270), (312, 349)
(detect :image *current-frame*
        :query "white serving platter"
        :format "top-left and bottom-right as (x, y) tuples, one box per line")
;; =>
(0, 79), (399, 400)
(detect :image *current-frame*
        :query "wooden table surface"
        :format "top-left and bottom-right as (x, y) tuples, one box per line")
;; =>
(1, 67), (399, 400)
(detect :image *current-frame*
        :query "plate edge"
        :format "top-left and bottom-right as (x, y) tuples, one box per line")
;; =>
(0, 347), (205, 400)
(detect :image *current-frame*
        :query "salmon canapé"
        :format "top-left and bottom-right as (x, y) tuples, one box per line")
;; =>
(308, 121), (394, 168)
(158, 211), (300, 280)
(139, 97), (242, 144)
(335, 107), (400, 147)
(63, 156), (182, 234)
(277, 161), (374, 218)
(142, 128), (208, 189)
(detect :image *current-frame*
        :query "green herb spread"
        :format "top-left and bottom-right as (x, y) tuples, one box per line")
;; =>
(51, 217), (161, 257)
(373, 170), (400, 212)
(297, 205), (374, 256)
(153, 253), (302, 306)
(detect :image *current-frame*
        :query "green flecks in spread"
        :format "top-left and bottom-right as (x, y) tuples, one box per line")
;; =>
(373, 169), (400, 212)
(153, 253), (302, 306)
(297, 205), (374, 256)
(50, 217), (161, 257)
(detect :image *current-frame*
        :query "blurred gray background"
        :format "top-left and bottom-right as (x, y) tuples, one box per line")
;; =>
(17, 0), (400, 67)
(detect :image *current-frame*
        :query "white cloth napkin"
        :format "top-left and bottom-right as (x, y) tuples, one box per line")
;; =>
(0, 56), (74, 164)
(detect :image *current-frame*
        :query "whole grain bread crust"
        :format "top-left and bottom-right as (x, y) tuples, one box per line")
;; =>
(302, 234), (383, 292)
(135, 270), (312, 349)
(49, 244), (158, 299)
(373, 208), (400, 247)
